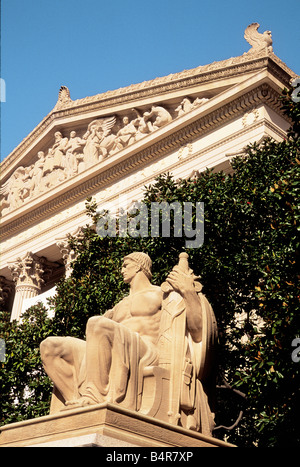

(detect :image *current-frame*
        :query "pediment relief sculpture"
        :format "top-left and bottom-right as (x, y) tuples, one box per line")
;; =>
(40, 252), (218, 435)
(0, 97), (208, 216)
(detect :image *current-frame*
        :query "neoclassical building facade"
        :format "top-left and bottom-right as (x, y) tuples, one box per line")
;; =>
(0, 25), (298, 321)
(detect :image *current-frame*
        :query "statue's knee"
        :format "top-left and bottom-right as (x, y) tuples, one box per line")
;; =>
(86, 316), (114, 336)
(40, 337), (61, 360)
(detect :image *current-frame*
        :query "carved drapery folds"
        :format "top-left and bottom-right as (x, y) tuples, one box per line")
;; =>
(0, 97), (208, 216)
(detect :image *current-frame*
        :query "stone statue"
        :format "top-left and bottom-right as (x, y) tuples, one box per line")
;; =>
(244, 22), (273, 53)
(40, 252), (217, 435)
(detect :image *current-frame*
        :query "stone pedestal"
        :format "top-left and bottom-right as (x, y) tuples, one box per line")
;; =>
(0, 402), (234, 447)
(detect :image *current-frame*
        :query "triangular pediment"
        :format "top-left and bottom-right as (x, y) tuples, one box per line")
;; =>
(1, 49), (296, 177)
(0, 49), (297, 237)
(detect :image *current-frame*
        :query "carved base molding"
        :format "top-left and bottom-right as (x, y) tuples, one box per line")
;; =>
(0, 402), (234, 447)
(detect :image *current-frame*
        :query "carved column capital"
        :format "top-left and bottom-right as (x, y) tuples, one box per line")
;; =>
(8, 252), (61, 321)
(8, 252), (46, 289)
(56, 227), (84, 278)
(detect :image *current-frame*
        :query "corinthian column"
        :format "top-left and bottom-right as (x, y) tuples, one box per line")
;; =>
(8, 252), (46, 322)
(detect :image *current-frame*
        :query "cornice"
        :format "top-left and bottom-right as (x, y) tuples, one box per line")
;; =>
(54, 52), (296, 113)
(0, 81), (286, 241)
(0, 51), (296, 175)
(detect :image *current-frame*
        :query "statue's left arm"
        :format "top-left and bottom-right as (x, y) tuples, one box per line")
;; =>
(166, 267), (202, 343)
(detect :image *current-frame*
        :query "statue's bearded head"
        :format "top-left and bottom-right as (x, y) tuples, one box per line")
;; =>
(122, 252), (152, 280)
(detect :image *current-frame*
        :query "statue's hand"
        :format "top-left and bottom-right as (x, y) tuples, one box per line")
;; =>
(166, 266), (195, 296)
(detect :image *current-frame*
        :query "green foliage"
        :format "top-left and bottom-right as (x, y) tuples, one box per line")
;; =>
(0, 89), (299, 446)
(0, 305), (53, 425)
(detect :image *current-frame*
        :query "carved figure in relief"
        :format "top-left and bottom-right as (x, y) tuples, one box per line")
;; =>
(1, 101), (197, 215)
(65, 131), (85, 176)
(40, 252), (217, 435)
(21, 165), (35, 201)
(244, 22), (273, 53)
(43, 150), (54, 176)
(131, 108), (152, 141)
(112, 116), (138, 152)
(143, 105), (172, 131)
(175, 97), (209, 117)
(82, 116), (116, 168)
(42, 131), (69, 188)
(176, 97), (194, 116)
(50, 131), (68, 169)
(82, 123), (102, 167)
(29, 151), (46, 194)
(0, 166), (26, 214)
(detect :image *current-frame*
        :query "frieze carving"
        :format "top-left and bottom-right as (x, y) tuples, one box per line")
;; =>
(0, 98), (208, 216)
(242, 108), (259, 127)
(178, 143), (193, 160)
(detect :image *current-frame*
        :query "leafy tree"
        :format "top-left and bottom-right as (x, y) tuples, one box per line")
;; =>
(0, 305), (53, 425)
(0, 89), (299, 447)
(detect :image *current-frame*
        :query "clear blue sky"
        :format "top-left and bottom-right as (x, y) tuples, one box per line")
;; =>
(1, 0), (299, 161)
